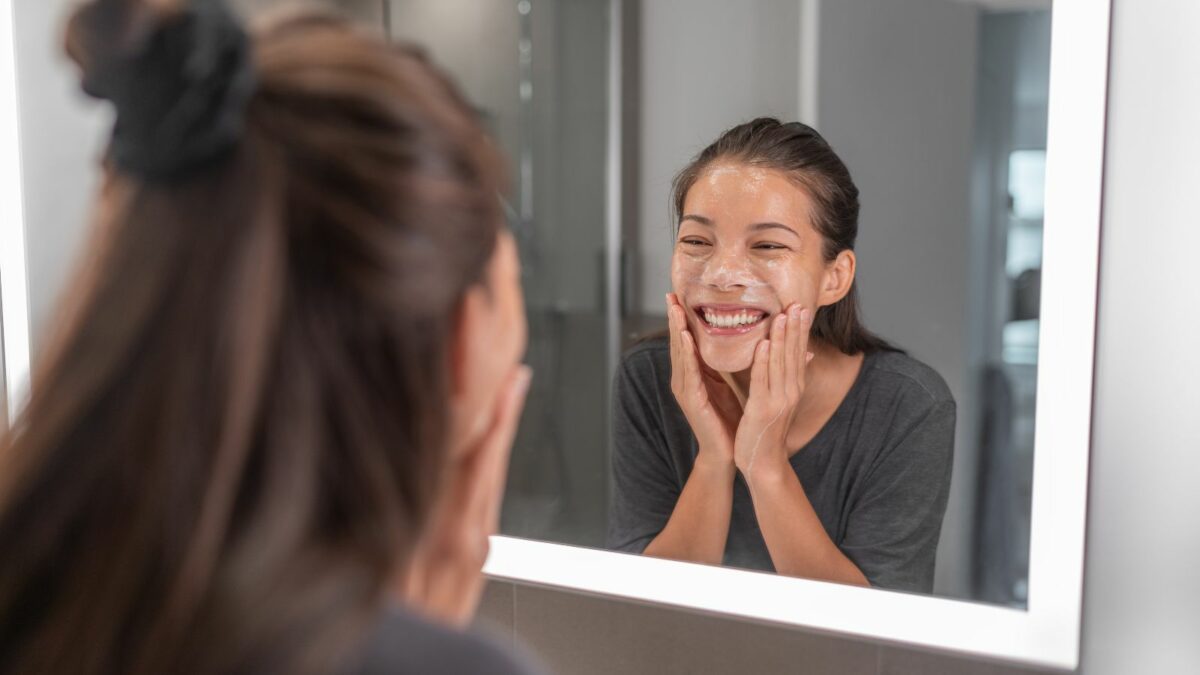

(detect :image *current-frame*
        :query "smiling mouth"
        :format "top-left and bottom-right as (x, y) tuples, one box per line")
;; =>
(694, 306), (769, 330)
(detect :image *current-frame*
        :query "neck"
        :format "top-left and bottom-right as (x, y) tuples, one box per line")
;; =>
(720, 338), (839, 407)
(721, 339), (866, 452)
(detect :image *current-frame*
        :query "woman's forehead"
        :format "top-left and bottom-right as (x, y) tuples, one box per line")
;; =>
(682, 164), (815, 232)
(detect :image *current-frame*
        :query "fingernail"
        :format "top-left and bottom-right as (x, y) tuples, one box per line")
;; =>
(789, 305), (803, 319)
(800, 308), (812, 323)
(516, 366), (533, 396)
(806, 352), (815, 362)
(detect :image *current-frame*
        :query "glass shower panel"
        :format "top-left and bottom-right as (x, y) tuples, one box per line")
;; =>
(387, 0), (614, 547)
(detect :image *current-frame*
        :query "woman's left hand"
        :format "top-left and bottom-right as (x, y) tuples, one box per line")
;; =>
(733, 305), (814, 481)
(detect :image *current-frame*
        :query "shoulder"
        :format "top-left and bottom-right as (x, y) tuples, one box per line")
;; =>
(853, 352), (956, 475)
(620, 335), (670, 371)
(865, 350), (956, 413)
(616, 336), (671, 388)
(347, 607), (544, 675)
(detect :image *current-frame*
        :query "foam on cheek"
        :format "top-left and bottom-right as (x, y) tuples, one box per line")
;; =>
(758, 257), (796, 296)
(670, 252), (703, 290)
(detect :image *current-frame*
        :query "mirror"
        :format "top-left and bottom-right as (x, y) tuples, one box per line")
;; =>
(0, 0), (1108, 669)
(385, 0), (1107, 669)
(384, 0), (1056, 606)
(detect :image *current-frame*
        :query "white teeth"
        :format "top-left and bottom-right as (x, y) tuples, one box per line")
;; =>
(702, 309), (762, 328)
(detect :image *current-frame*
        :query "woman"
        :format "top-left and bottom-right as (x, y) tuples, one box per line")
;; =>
(0, 1), (542, 673)
(609, 118), (955, 593)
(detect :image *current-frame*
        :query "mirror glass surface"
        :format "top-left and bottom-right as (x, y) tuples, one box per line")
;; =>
(389, 0), (615, 548)
(388, 0), (1054, 607)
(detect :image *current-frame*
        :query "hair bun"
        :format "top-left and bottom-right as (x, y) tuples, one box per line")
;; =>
(68, 0), (256, 182)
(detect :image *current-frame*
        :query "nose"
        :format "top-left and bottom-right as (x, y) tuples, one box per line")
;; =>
(699, 246), (756, 291)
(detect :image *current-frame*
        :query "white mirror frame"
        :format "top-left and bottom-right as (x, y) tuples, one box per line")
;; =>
(0, 0), (1109, 670)
(482, 0), (1111, 671)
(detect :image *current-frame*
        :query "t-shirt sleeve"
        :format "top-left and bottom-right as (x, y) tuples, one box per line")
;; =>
(606, 352), (682, 553)
(839, 398), (956, 593)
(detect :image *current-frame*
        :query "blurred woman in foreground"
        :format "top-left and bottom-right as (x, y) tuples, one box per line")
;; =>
(0, 1), (540, 673)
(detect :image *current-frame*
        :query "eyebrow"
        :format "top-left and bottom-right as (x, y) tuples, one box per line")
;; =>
(680, 214), (800, 237)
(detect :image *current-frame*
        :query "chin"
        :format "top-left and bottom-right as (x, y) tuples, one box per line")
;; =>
(697, 339), (758, 374)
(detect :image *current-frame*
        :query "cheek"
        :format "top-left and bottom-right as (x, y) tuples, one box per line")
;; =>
(760, 258), (820, 308)
(669, 251), (702, 293)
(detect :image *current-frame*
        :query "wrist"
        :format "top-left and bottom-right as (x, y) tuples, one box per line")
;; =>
(743, 453), (793, 490)
(693, 450), (736, 479)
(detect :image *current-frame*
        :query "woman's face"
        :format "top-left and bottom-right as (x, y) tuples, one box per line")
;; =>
(670, 163), (840, 373)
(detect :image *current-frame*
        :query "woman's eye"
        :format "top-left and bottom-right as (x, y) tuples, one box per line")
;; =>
(753, 242), (787, 250)
(679, 238), (709, 247)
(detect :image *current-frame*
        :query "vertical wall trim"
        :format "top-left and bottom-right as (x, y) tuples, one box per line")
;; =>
(604, 0), (624, 519)
(605, 0), (623, 382)
(799, 0), (820, 126)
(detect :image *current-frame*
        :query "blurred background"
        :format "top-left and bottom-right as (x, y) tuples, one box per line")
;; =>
(9, 0), (1051, 606)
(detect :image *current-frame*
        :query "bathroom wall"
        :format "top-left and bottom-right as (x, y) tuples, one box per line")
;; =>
(11, 0), (384, 355)
(635, 0), (802, 316)
(11, 0), (108, 353)
(813, 0), (980, 600)
(476, 0), (1200, 672)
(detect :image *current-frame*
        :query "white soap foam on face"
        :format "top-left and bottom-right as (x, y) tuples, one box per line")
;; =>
(699, 258), (770, 291)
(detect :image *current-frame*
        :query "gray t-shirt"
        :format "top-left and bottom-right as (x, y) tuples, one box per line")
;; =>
(607, 337), (955, 593)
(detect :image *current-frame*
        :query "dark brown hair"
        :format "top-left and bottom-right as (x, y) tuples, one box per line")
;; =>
(0, 5), (504, 674)
(671, 117), (899, 355)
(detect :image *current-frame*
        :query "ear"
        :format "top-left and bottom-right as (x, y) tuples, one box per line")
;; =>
(818, 249), (856, 307)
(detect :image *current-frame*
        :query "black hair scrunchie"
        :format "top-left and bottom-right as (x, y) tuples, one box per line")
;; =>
(80, 0), (255, 182)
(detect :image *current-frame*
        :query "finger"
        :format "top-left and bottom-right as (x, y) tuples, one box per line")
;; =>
(400, 364), (527, 626)
(799, 308), (815, 386)
(666, 295), (682, 389)
(797, 307), (813, 359)
(769, 312), (786, 393)
(750, 339), (769, 401)
(456, 365), (531, 540)
(476, 365), (533, 530)
(784, 304), (803, 399)
(681, 330), (705, 403)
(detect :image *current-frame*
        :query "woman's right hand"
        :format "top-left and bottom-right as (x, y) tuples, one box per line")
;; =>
(401, 364), (532, 627)
(666, 293), (742, 471)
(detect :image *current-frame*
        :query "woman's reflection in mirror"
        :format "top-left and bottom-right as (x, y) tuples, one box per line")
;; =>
(608, 118), (956, 593)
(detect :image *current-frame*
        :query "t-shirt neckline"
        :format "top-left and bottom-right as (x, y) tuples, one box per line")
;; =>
(787, 349), (880, 461)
